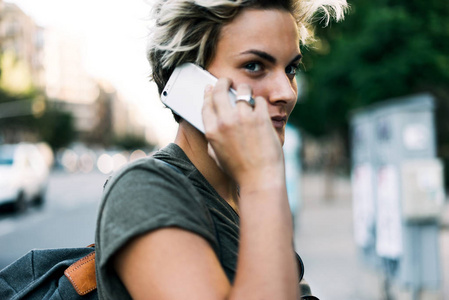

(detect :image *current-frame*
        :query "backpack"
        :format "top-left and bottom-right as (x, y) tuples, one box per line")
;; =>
(0, 245), (97, 299)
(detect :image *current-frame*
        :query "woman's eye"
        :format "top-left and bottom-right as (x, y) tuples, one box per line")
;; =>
(245, 62), (263, 73)
(285, 65), (298, 76)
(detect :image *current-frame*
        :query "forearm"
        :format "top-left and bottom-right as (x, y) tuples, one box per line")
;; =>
(229, 178), (298, 300)
(202, 80), (299, 299)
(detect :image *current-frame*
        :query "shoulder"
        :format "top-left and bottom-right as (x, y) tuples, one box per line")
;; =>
(95, 155), (220, 298)
(103, 156), (180, 190)
(95, 155), (218, 267)
(98, 155), (213, 231)
(99, 156), (194, 206)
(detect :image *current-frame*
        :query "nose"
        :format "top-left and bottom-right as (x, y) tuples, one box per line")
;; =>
(266, 70), (297, 106)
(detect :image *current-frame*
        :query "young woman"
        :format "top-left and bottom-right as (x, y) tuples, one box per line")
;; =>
(95, 1), (347, 299)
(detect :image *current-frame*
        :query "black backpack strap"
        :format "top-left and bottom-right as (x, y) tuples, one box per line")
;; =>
(296, 252), (305, 282)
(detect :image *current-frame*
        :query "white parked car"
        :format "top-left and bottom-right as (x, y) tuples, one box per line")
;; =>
(0, 143), (50, 211)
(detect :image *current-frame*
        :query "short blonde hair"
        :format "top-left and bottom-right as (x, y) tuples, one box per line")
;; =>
(147, 0), (348, 94)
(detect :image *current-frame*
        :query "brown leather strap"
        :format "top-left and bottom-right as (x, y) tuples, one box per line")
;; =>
(64, 251), (97, 295)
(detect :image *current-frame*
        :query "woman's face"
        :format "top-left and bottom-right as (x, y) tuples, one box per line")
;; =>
(207, 8), (301, 145)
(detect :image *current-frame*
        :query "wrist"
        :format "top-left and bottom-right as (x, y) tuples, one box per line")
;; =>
(236, 165), (285, 189)
(238, 176), (286, 199)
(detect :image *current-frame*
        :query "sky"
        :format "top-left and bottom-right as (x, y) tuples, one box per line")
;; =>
(8, 0), (177, 145)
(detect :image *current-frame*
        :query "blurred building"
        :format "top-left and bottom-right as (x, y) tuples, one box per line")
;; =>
(43, 27), (100, 139)
(0, 1), (45, 93)
(43, 28), (98, 105)
(0, 2), (147, 147)
(42, 25), (147, 146)
(47, 77), (146, 147)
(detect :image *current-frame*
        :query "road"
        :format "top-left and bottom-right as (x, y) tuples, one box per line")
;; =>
(295, 174), (383, 299)
(0, 170), (108, 270)
(295, 173), (449, 300)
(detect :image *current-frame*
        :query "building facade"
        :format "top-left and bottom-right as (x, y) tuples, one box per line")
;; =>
(0, 2), (147, 147)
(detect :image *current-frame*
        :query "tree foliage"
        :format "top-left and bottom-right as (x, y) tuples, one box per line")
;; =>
(35, 108), (76, 150)
(291, 0), (449, 141)
(112, 134), (151, 151)
(290, 0), (449, 184)
(0, 89), (76, 150)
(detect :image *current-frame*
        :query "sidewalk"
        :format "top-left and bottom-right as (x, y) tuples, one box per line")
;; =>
(294, 172), (449, 300)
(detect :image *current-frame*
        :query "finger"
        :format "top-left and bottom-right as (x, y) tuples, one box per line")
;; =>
(235, 84), (254, 112)
(202, 84), (217, 132)
(212, 78), (233, 118)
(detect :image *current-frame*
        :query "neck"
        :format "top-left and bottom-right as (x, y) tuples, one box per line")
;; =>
(174, 121), (239, 212)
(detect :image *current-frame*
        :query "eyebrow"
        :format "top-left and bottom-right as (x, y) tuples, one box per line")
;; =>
(240, 50), (302, 65)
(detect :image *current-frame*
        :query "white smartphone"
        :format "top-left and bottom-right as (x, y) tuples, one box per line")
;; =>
(160, 63), (237, 133)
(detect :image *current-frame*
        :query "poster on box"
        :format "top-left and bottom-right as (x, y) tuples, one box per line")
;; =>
(351, 163), (375, 247)
(376, 165), (403, 258)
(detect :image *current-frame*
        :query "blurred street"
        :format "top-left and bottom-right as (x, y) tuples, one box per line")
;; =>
(295, 173), (449, 300)
(1, 170), (448, 299)
(0, 170), (107, 270)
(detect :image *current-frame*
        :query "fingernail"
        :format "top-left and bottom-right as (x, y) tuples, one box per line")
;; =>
(205, 85), (213, 93)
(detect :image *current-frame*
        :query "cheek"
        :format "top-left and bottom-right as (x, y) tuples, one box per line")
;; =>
(288, 98), (297, 114)
(249, 85), (262, 97)
(208, 64), (249, 91)
(288, 83), (298, 113)
(248, 80), (270, 98)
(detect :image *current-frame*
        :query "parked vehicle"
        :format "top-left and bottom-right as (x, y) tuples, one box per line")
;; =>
(0, 143), (50, 211)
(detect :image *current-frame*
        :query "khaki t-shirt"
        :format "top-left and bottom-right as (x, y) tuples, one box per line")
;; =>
(95, 144), (240, 300)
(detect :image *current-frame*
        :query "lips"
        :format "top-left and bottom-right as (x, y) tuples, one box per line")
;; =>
(271, 115), (287, 129)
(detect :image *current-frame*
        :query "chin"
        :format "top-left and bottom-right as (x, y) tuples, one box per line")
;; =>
(277, 131), (285, 146)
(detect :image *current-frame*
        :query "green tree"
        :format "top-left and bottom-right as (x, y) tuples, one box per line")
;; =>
(0, 89), (37, 138)
(0, 89), (76, 150)
(291, 0), (449, 182)
(112, 134), (151, 151)
(35, 108), (76, 150)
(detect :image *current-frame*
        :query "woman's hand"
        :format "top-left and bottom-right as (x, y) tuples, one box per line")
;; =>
(202, 78), (298, 300)
(202, 78), (285, 188)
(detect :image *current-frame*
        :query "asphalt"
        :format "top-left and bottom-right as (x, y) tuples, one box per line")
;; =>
(294, 173), (449, 300)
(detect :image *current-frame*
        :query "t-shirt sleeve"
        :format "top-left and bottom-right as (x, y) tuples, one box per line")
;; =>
(96, 160), (217, 273)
